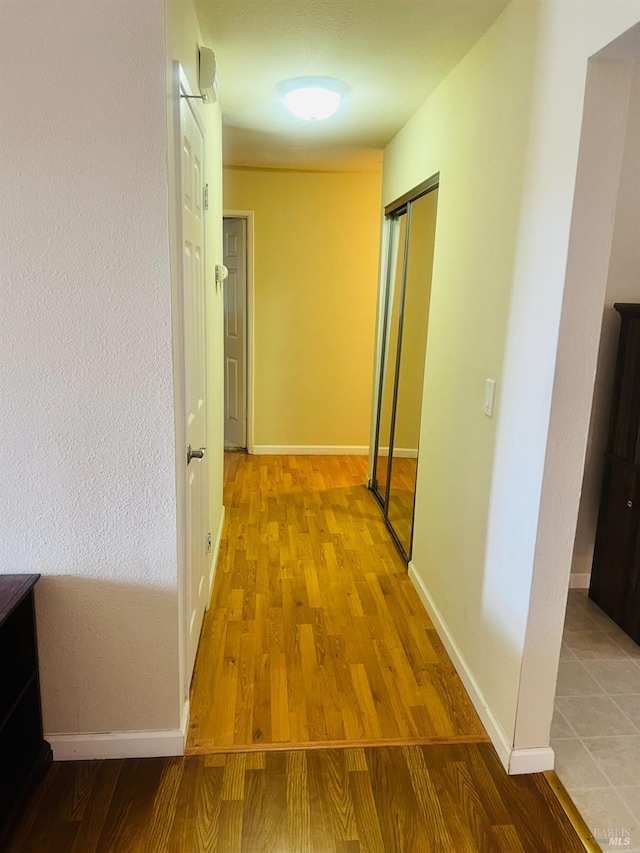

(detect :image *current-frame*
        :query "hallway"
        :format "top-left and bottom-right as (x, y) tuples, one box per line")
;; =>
(6, 454), (586, 851)
(187, 454), (486, 752)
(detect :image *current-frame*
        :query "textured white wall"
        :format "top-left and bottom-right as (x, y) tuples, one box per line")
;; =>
(0, 0), (181, 733)
(571, 63), (640, 582)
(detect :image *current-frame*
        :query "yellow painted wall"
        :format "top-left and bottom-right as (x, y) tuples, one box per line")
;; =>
(223, 167), (382, 450)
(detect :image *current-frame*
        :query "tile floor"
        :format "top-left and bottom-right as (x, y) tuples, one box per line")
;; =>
(552, 589), (640, 851)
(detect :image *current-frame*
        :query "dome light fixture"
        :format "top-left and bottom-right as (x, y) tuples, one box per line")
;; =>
(278, 77), (348, 121)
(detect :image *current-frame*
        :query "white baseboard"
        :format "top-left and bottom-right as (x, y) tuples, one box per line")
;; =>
(252, 445), (368, 455)
(409, 563), (553, 775)
(207, 506), (225, 608)
(508, 746), (555, 774)
(408, 564), (555, 775)
(570, 552), (592, 588)
(48, 699), (190, 761)
(407, 563), (513, 771)
(570, 572), (590, 589)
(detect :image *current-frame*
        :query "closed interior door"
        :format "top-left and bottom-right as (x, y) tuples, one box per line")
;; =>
(181, 94), (208, 679)
(223, 218), (247, 449)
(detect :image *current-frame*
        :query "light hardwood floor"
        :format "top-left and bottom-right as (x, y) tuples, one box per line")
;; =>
(7, 453), (585, 851)
(7, 744), (585, 852)
(187, 453), (486, 752)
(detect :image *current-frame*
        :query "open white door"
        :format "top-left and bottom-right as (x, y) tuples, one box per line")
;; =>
(223, 218), (247, 449)
(180, 88), (209, 680)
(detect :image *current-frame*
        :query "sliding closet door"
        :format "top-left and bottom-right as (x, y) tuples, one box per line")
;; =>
(386, 189), (439, 555)
(370, 177), (439, 562)
(372, 212), (407, 501)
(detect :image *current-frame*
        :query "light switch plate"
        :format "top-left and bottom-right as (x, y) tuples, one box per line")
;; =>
(483, 379), (496, 417)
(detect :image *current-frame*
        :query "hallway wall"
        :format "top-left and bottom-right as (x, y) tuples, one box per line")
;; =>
(223, 166), (382, 452)
(382, 0), (541, 761)
(0, 0), (181, 739)
(381, 0), (640, 771)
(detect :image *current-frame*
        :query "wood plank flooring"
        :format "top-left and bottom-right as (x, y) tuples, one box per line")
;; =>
(6, 453), (585, 851)
(188, 453), (486, 752)
(7, 744), (585, 852)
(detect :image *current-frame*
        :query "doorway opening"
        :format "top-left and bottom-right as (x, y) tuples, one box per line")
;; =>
(223, 211), (254, 452)
(546, 33), (640, 843)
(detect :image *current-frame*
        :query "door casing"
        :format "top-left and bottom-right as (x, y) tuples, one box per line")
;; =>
(223, 210), (255, 454)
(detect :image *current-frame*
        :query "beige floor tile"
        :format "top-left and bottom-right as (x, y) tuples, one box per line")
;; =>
(551, 704), (577, 739)
(612, 632), (640, 660)
(564, 606), (603, 632)
(554, 738), (609, 789)
(564, 630), (631, 661)
(558, 594), (640, 850)
(556, 661), (603, 697)
(584, 660), (640, 695)
(582, 598), (620, 633)
(556, 696), (636, 737)
(560, 641), (577, 661)
(567, 590), (591, 610)
(584, 736), (640, 787)
(619, 788), (640, 823)
(569, 788), (639, 851)
(612, 694), (640, 727)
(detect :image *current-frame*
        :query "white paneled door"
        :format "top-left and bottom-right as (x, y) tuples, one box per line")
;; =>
(223, 218), (247, 449)
(180, 92), (208, 681)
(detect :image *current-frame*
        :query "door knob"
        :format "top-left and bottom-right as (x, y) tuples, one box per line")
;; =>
(187, 445), (206, 464)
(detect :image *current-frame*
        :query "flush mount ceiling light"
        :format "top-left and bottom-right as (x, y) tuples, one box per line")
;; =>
(278, 77), (349, 121)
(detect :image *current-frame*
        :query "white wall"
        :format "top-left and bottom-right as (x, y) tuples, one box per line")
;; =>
(381, 0), (640, 771)
(0, 0), (181, 735)
(571, 63), (640, 587)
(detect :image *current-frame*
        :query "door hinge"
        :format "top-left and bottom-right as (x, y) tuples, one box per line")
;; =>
(203, 184), (209, 211)
(206, 532), (212, 553)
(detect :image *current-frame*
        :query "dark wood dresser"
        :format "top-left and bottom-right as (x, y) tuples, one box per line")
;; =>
(589, 304), (640, 644)
(0, 574), (52, 846)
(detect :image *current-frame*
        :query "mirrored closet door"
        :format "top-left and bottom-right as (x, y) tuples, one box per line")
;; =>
(371, 176), (439, 561)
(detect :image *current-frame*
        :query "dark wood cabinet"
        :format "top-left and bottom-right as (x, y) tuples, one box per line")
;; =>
(0, 575), (52, 847)
(590, 304), (640, 644)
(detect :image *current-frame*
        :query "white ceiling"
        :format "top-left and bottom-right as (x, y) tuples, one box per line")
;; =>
(195, 0), (510, 171)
